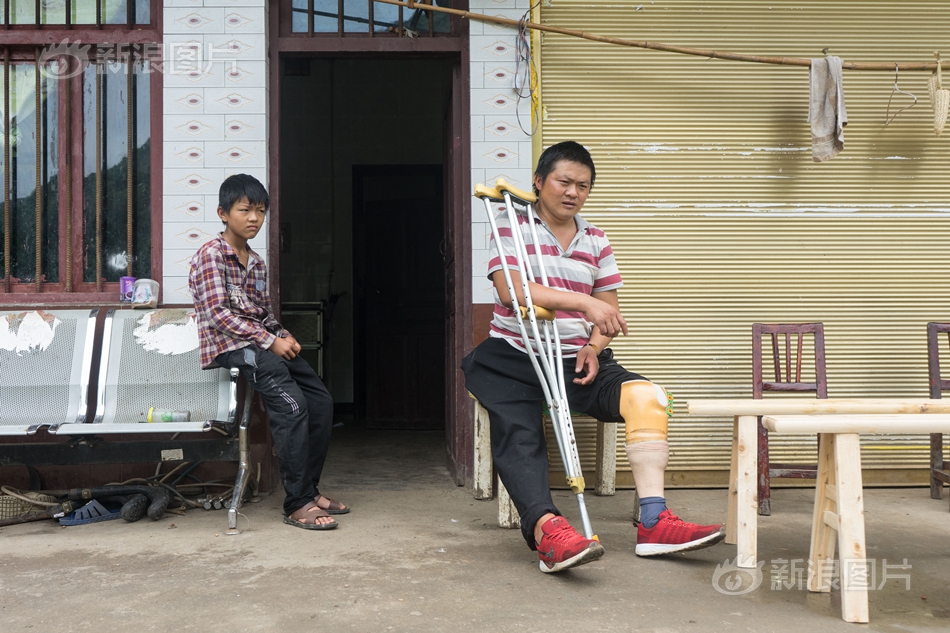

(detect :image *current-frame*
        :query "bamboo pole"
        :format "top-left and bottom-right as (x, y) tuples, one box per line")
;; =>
(381, 0), (940, 72)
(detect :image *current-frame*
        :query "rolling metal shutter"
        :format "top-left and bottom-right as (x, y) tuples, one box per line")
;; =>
(538, 0), (950, 487)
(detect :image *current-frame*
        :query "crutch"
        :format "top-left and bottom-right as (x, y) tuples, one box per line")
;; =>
(474, 179), (595, 540)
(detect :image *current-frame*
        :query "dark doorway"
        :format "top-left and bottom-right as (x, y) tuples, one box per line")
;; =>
(353, 165), (445, 429)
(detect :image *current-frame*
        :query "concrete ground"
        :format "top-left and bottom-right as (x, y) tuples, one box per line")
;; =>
(2, 424), (949, 633)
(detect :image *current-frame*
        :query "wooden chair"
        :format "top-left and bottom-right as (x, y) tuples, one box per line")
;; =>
(753, 323), (828, 515)
(926, 322), (950, 500)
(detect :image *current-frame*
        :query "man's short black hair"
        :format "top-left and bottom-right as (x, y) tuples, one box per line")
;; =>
(219, 173), (269, 214)
(534, 141), (596, 192)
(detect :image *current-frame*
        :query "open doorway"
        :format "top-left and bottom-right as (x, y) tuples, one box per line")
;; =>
(279, 57), (454, 430)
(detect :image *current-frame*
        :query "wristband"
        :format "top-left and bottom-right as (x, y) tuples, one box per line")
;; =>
(584, 342), (599, 353)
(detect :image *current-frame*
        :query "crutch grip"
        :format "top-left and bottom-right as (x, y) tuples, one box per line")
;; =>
(496, 179), (537, 204)
(519, 305), (556, 322)
(474, 183), (503, 200)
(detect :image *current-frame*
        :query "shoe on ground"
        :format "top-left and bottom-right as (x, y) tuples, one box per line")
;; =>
(635, 509), (725, 557)
(536, 516), (605, 573)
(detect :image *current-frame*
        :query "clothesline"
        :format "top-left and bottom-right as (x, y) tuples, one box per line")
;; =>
(377, 0), (940, 72)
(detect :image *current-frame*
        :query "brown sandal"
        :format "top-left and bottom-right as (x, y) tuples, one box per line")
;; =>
(283, 501), (338, 530)
(314, 494), (350, 515)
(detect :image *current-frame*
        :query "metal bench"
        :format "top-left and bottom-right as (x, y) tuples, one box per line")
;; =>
(2, 308), (256, 534)
(0, 309), (98, 436)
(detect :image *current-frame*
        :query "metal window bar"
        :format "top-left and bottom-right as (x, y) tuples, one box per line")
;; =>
(3, 48), (9, 291)
(66, 0), (71, 29)
(34, 0), (39, 27)
(34, 51), (41, 290)
(95, 51), (102, 292)
(307, 0), (313, 35)
(64, 56), (72, 290)
(126, 55), (133, 277)
(3, 0), (8, 28)
(96, 0), (101, 29)
(368, 0), (374, 36)
(127, 0), (133, 29)
(337, 0), (343, 35)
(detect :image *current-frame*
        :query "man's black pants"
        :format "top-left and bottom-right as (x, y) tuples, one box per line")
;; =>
(462, 337), (646, 549)
(216, 345), (334, 516)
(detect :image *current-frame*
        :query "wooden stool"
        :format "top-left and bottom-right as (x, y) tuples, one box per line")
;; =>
(763, 414), (950, 624)
(472, 399), (617, 528)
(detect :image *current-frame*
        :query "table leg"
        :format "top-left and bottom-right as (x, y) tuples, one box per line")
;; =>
(834, 433), (869, 624)
(726, 416), (739, 545)
(736, 415), (758, 568)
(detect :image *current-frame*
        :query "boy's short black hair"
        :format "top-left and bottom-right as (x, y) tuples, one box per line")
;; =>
(534, 141), (596, 193)
(219, 173), (270, 214)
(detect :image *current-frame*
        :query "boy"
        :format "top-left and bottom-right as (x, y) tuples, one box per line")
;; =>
(463, 142), (724, 572)
(189, 174), (348, 530)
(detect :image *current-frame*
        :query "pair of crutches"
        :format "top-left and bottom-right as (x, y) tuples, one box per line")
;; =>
(474, 179), (595, 540)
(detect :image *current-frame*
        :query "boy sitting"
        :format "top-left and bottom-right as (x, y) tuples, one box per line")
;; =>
(189, 173), (347, 530)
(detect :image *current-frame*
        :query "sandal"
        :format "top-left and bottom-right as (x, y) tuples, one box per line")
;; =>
(314, 494), (350, 515)
(282, 501), (338, 530)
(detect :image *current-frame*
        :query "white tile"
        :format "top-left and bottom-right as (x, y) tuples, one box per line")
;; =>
(163, 221), (225, 250)
(203, 0), (267, 7)
(471, 88), (520, 115)
(472, 142), (520, 169)
(485, 169), (533, 189)
(164, 142), (206, 169)
(479, 8), (527, 32)
(204, 195), (224, 223)
(483, 63), (518, 87)
(163, 249), (202, 278)
(472, 275), (495, 304)
(469, 114), (485, 143)
(222, 60), (267, 89)
(483, 116), (525, 141)
(164, 195), (208, 222)
(163, 36), (205, 62)
(469, 0), (526, 10)
(470, 35), (518, 62)
(518, 144), (534, 169)
(164, 8), (227, 34)
(471, 221), (492, 250)
(222, 8), (267, 33)
(164, 88), (207, 115)
(206, 32), (267, 61)
(164, 168), (226, 196)
(248, 231), (268, 252)
(204, 141), (267, 169)
(161, 278), (196, 306)
(204, 87), (266, 114)
(164, 115), (225, 142)
(223, 115), (267, 141)
(164, 0), (204, 6)
(162, 57), (227, 88)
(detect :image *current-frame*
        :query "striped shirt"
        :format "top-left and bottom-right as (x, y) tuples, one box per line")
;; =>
(487, 209), (623, 357)
(188, 234), (288, 369)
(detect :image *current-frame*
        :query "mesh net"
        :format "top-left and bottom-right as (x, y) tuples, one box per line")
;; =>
(0, 313), (79, 429)
(110, 310), (225, 424)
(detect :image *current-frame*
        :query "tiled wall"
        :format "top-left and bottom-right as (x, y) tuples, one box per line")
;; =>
(469, 0), (534, 304)
(161, 0), (269, 305)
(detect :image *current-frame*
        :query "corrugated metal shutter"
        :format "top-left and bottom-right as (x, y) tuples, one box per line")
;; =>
(539, 0), (950, 487)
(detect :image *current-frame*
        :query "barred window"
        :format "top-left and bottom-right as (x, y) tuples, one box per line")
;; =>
(0, 1), (160, 300)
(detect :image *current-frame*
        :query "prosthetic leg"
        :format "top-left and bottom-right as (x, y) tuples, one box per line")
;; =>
(621, 380), (672, 504)
(474, 179), (595, 540)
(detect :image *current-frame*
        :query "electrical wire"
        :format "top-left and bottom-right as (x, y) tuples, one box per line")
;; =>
(513, 0), (541, 136)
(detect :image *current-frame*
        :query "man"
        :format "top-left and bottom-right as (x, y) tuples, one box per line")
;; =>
(463, 141), (724, 573)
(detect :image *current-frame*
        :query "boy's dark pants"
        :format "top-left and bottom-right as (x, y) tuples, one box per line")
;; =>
(462, 337), (646, 549)
(216, 345), (333, 516)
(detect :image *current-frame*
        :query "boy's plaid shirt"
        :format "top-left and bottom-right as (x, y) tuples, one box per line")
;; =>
(189, 234), (287, 369)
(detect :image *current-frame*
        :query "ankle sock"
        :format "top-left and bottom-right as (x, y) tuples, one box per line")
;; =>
(639, 496), (667, 528)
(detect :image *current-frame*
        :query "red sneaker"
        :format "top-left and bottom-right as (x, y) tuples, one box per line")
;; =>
(636, 509), (724, 557)
(536, 516), (605, 573)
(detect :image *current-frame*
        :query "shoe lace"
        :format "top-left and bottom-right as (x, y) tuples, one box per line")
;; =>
(547, 523), (583, 545)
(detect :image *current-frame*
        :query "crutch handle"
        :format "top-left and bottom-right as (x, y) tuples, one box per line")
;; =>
(520, 305), (556, 322)
(496, 179), (537, 204)
(474, 183), (503, 200)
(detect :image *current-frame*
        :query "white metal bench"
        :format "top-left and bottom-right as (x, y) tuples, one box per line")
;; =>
(0, 309), (98, 436)
(763, 413), (950, 624)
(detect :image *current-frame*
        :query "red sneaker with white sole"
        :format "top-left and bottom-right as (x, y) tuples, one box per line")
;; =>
(536, 516), (605, 573)
(636, 509), (724, 557)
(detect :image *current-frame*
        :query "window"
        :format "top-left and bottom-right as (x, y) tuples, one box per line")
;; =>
(0, 0), (160, 300)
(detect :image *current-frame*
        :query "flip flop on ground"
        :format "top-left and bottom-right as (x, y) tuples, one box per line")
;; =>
(314, 494), (350, 515)
(283, 501), (338, 530)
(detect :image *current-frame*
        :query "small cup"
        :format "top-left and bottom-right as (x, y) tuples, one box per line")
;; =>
(119, 276), (136, 302)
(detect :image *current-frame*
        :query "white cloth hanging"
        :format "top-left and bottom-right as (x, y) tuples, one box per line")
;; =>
(808, 56), (848, 162)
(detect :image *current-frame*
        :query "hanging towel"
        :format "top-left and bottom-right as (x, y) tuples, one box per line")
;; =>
(808, 56), (848, 162)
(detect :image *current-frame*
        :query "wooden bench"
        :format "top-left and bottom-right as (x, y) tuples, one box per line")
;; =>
(762, 414), (950, 624)
(0, 308), (255, 534)
(472, 399), (617, 528)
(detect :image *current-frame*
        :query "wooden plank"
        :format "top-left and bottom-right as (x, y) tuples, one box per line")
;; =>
(726, 416), (739, 545)
(833, 433), (870, 624)
(472, 400), (493, 500)
(808, 433), (838, 593)
(497, 475), (520, 529)
(764, 414), (950, 434)
(594, 421), (617, 496)
(736, 415), (757, 567)
(688, 398), (950, 416)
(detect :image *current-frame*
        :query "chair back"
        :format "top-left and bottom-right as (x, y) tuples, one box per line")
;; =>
(752, 323), (828, 399)
(927, 322), (950, 399)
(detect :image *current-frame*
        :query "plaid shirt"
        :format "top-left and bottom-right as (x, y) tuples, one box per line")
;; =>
(189, 234), (287, 369)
